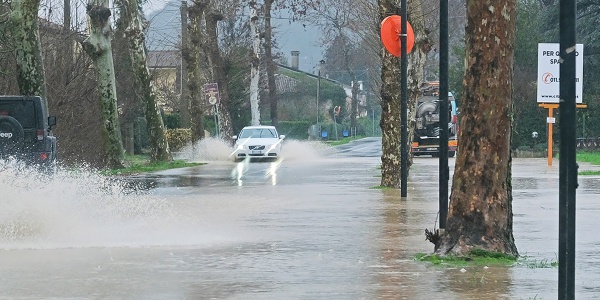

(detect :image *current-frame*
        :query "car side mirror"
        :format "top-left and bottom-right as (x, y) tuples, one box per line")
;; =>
(232, 135), (238, 140)
(48, 116), (57, 128)
(280, 135), (286, 139)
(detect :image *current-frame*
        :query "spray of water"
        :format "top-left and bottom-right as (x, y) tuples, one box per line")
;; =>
(0, 159), (218, 249)
(175, 137), (336, 163)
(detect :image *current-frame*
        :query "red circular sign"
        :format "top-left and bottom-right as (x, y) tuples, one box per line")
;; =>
(381, 15), (415, 56)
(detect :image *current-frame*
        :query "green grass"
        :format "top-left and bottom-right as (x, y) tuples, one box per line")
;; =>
(101, 154), (204, 176)
(415, 249), (517, 267)
(577, 151), (600, 175)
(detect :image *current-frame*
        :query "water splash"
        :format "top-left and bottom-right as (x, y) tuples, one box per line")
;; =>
(0, 160), (191, 249)
(175, 137), (234, 162)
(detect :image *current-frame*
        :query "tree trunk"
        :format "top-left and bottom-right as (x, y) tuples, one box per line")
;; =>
(435, 0), (518, 257)
(186, 1), (207, 143)
(204, 11), (234, 142)
(121, 0), (172, 162)
(10, 0), (47, 98)
(179, 0), (191, 128)
(406, 0), (432, 171)
(249, 1), (261, 126)
(379, 0), (401, 188)
(82, 0), (125, 169)
(263, 0), (278, 127)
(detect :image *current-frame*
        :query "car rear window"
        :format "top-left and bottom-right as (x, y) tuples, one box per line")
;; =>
(0, 101), (37, 128)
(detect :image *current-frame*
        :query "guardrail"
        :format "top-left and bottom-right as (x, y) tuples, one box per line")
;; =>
(577, 138), (600, 149)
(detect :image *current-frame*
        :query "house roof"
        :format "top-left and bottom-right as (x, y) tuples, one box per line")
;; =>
(147, 50), (180, 68)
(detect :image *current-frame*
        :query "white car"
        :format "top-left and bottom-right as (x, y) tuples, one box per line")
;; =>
(232, 125), (285, 162)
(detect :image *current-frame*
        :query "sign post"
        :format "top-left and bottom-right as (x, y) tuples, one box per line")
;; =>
(537, 43), (584, 166)
(204, 83), (220, 137)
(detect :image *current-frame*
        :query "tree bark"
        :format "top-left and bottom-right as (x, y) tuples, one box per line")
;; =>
(249, 0), (261, 126)
(263, 0), (278, 127)
(406, 0), (432, 171)
(185, 1), (208, 143)
(82, 0), (125, 169)
(121, 0), (172, 162)
(379, 0), (401, 188)
(204, 10), (234, 142)
(10, 0), (47, 98)
(435, 0), (518, 257)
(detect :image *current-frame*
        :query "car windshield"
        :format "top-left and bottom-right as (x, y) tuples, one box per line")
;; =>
(239, 128), (277, 138)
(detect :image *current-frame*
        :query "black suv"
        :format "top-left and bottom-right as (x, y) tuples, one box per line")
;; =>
(0, 95), (57, 166)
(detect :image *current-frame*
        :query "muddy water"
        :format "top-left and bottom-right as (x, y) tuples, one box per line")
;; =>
(1, 138), (600, 299)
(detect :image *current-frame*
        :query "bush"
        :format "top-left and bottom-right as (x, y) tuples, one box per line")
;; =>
(166, 128), (192, 151)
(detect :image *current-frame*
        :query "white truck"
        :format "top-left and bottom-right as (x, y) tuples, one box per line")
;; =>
(411, 82), (458, 157)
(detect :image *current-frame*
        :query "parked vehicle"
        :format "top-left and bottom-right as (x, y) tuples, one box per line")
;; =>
(232, 125), (285, 162)
(0, 95), (57, 167)
(411, 82), (458, 157)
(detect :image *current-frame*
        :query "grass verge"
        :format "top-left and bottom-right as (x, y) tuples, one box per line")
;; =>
(101, 154), (204, 176)
(415, 249), (517, 267)
(577, 151), (600, 175)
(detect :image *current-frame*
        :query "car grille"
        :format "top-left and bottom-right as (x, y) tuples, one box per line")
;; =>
(248, 145), (265, 150)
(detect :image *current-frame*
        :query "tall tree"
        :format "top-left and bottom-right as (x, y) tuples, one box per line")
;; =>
(312, 0), (361, 129)
(434, 0), (519, 256)
(203, 4), (235, 141)
(82, 0), (126, 169)
(249, 0), (261, 126)
(9, 0), (47, 97)
(263, 0), (278, 127)
(378, 0), (401, 188)
(184, 0), (207, 143)
(119, 0), (172, 162)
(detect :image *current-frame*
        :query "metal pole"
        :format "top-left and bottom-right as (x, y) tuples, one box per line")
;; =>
(317, 69), (320, 133)
(439, 0), (449, 230)
(399, 3), (408, 198)
(558, 0), (577, 298)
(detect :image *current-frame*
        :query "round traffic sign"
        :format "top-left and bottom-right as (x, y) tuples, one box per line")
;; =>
(381, 15), (415, 56)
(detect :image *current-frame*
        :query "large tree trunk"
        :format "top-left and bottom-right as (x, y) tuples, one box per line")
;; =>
(263, 0), (278, 127)
(121, 0), (172, 162)
(185, 1), (207, 143)
(406, 0), (432, 171)
(434, 0), (518, 257)
(82, 0), (125, 169)
(10, 0), (47, 98)
(249, 0), (261, 126)
(379, 0), (401, 188)
(204, 10), (234, 142)
(179, 0), (191, 128)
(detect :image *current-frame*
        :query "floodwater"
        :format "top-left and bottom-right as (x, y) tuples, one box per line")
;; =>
(1, 137), (600, 299)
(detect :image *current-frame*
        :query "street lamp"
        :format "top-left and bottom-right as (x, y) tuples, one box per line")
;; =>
(316, 59), (325, 135)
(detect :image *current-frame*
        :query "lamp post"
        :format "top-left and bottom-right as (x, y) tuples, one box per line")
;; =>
(316, 60), (325, 135)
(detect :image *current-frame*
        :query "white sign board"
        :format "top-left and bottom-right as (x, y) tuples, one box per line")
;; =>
(537, 43), (583, 103)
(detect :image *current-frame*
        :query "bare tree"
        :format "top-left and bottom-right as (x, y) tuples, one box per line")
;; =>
(118, 0), (172, 162)
(82, 0), (125, 169)
(433, 0), (518, 257)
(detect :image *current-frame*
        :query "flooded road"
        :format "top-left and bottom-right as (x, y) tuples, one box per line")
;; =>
(2, 137), (600, 299)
